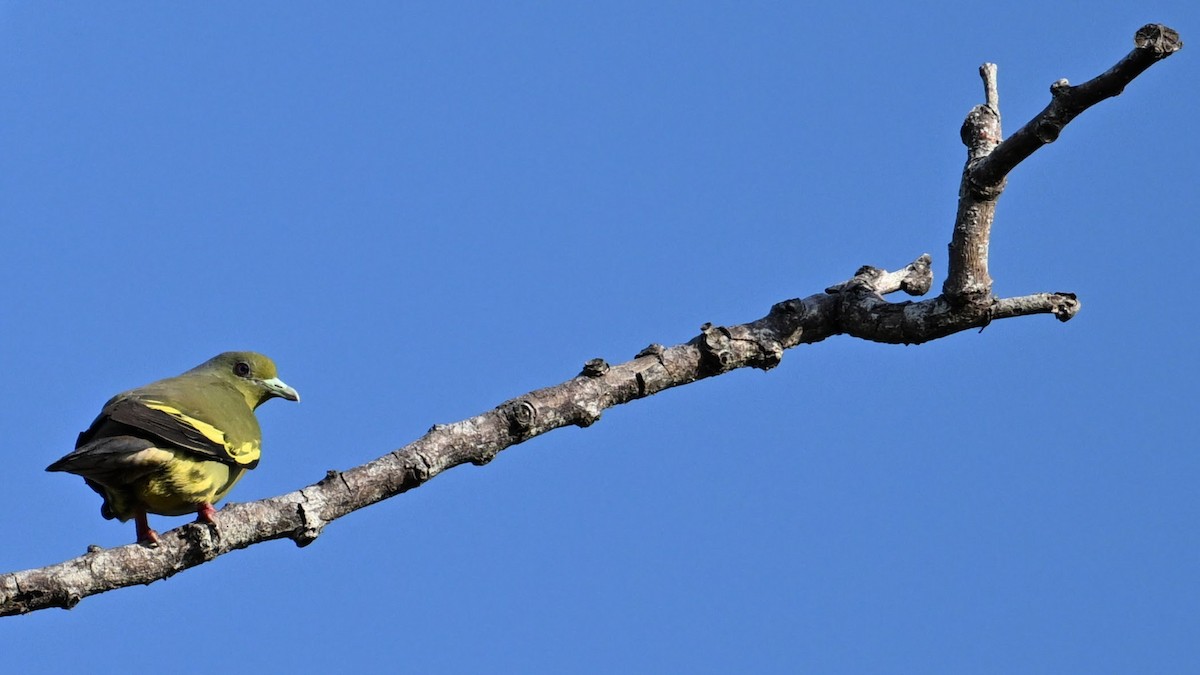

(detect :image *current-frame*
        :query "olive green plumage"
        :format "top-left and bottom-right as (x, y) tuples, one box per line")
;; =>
(47, 352), (299, 544)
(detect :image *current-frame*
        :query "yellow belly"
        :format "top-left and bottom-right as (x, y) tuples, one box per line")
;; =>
(107, 449), (247, 519)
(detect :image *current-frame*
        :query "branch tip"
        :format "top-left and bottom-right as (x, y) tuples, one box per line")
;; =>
(899, 254), (934, 296)
(1052, 292), (1080, 321)
(979, 63), (999, 112)
(1134, 24), (1182, 57)
(989, 292), (1081, 323)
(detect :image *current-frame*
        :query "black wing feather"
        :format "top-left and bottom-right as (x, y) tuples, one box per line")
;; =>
(96, 397), (242, 467)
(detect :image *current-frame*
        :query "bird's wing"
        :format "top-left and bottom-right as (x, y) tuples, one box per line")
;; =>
(97, 396), (260, 468)
(46, 435), (173, 482)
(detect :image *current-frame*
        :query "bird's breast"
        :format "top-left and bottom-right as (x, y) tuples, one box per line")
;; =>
(137, 453), (247, 516)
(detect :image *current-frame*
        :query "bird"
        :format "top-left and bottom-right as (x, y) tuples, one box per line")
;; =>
(47, 351), (299, 545)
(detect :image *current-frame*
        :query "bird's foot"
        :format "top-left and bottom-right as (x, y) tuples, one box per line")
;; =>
(135, 511), (160, 546)
(195, 503), (217, 525)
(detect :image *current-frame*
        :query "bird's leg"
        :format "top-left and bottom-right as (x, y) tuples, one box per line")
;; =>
(195, 502), (217, 525)
(134, 510), (160, 546)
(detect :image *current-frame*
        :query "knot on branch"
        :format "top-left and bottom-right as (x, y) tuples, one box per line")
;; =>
(960, 104), (1001, 158)
(295, 494), (327, 548)
(1135, 24), (1182, 58)
(57, 589), (80, 609)
(1032, 79), (1075, 142)
(11, 584), (78, 614)
(500, 399), (538, 437)
(697, 322), (783, 372)
(769, 298), (806, 316)
(574, 403), (602, 428)
(1034, 119), (1063, 144)
(697, 323), (734, 374)
(852, 265), (885, 286)
(752, 335), (784, 370)
(177, 519), (221, 561)
(405, 450), (434, 483)
(901, 255), (934, 296)
(580, 358), (609, 377)
(635, 343), (665, 362)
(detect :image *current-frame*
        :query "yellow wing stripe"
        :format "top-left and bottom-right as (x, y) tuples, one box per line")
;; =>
(142, 401), (261, 465)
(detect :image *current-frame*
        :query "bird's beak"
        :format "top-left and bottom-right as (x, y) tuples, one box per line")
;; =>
(261, 377), (301, 402)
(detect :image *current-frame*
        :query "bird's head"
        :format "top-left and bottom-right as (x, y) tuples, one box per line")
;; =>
(194, 352), (301, 409)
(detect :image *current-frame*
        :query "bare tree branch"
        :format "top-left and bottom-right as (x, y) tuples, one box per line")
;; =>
(0, 24), (1180, 618)
(974, 24), (1183, 187)
(944, 24), (1182, 304)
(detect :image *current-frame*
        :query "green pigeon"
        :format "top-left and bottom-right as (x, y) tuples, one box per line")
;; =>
(47, 352), (299, 544)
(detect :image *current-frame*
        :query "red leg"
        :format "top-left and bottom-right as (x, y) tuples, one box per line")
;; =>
(134, 510), (160, 545)
(195, 503), (217, 525)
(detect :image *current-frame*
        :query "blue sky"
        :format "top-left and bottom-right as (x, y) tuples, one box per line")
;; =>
(2, 3), (1197, 673)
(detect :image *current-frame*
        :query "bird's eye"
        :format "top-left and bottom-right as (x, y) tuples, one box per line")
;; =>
(233, 361), (252, 378)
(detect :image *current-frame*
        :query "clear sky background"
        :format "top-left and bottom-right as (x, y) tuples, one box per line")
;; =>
(2, 3), (1197, 673)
